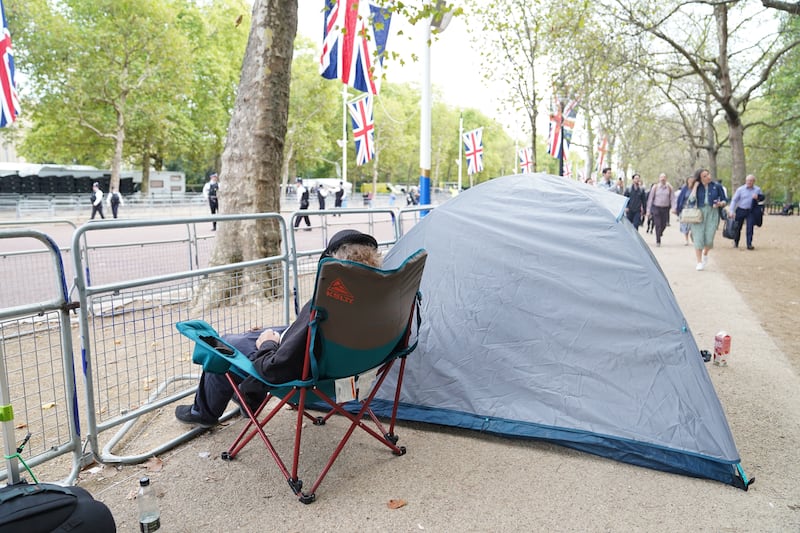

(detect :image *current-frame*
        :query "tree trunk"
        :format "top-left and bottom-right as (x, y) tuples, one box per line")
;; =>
(714, 3), (745, 189)
(195, 0), (297, 308)
(141, 152), (150, 195)
(726, 116), (746, 190)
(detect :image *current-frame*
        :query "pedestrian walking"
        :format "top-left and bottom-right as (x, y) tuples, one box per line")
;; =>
(728, 174), (764, 250)
(689, 168), (727, 271)
(597, 168), (616, 192)
(90, 182), (105, 220)
(674, 175), (697, 246)
(202, 173), (220, 231)
(646, 173), (675, 247)
(294, 177), (311, 230)
(107, 187), (124, 219)
(624, 174), (647, 231)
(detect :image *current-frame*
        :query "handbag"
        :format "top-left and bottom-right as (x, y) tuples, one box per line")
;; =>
(722, 217), (737, 239)
(680, 206), (703, 224)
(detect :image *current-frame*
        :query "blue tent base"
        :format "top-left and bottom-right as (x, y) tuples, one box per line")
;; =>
(364, 399), (753, 491)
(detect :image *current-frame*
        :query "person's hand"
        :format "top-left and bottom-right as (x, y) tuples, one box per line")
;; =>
(255, 329), (281, 349)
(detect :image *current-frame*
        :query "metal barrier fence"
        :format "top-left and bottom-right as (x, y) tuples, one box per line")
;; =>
(0, 205), (435, 481)
(0, 229), (83, 485)
(0, 219), (79, 307)
(72, 214), (291, 464)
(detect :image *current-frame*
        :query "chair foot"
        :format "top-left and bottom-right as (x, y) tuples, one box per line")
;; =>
(385, 432), (399, 444)
(393, 445), (406, 457)
(288, 478), (303, 494)
(221, 451), (234, 461)
(299, 492), (316, 504)
(313, 416), (326, 426)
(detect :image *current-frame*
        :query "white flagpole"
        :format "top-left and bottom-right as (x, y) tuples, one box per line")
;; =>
(342, 84), (348, 192)
(458, 113), (463, 192)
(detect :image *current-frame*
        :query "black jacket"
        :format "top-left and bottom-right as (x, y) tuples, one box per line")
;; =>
(238, 301), (312, 400)
(625, 185), (647, 213)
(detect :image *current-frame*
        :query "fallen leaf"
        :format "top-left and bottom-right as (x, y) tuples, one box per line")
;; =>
(235, 14), (243, 27)
(41, 402), (56, 410)
(115, 339), (122, 345)
(144, 456), (164, 472)
(387, 498), (407, 509)
(14, 423), (27, 429)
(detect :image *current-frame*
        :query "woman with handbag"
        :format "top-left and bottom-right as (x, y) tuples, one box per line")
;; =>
(674, 175), (697, 246)
(688, 168), (727, 271)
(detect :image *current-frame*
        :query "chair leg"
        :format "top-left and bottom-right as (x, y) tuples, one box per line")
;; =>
(221, 374), (296, 483)
(386, 356), (408, 441)
(218, 359), (410, 503)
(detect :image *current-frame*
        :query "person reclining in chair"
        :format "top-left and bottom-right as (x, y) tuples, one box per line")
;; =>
(175, 230), (382, 428)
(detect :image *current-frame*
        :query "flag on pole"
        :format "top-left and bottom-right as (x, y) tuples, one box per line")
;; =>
(463, 127), (484, 175)
(320, 0), (392, 95)
(0, 0), (20, 127)
(347, 94), (375, 165)
(546, 96), (578, 159)
(518, 147), (533, 173)
(563, 154), (572, 179)
(595, 135), (609, 174)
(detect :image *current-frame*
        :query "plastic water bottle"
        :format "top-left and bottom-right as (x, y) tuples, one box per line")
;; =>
(137, 477), (161, 532)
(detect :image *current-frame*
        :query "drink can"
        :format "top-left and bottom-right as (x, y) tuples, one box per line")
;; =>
(713, 331), (731, 366)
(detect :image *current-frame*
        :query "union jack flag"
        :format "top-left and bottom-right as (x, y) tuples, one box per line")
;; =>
(463, 127), (484, 175)
(348, 94), (374, 165)
(518, 147), (533, 173)
(546, 96), (578, 159)
(320, 0), (392, 95)
(563, 154), (572, 179)
(0, 0), (20, 127)
(595, 134), (609, 175)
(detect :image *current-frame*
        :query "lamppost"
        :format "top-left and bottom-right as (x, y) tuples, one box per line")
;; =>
(419, 2), (453, 211)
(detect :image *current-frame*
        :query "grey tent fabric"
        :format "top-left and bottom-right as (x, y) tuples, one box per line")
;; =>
(375, 173), (750, 488)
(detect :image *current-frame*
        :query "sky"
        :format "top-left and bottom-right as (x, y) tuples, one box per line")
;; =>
(295, 2), (520, 137)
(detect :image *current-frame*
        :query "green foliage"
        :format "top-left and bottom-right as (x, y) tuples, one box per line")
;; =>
(6, 0), (249, 186)
(749, 15), (800, 201)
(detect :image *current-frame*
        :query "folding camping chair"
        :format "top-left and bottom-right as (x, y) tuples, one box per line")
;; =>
(176, 249), (427, 503)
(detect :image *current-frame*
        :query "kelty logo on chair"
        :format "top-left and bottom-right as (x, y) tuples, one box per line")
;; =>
(326, 278), (354, 303)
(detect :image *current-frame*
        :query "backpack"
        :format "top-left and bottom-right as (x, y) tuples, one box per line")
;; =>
(0, 482), (116, 533)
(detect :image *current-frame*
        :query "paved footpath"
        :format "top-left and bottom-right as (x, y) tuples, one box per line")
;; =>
(69, 223), (800, 531)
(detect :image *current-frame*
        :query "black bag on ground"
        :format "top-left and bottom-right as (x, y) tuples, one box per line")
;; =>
(0, 482), (116, 533)
(722, 217), (737, 240)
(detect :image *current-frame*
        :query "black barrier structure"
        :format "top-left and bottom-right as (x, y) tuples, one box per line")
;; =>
(0, 229), (84, 485)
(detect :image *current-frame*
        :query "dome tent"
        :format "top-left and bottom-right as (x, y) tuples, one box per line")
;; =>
(374, 173), (751, 489)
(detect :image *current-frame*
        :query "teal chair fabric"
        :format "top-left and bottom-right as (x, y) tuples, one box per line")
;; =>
(176, 248), (427, 503)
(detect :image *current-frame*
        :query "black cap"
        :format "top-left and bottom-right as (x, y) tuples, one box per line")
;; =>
(209, 172), (218, 178)
(93, 182), (99, 187)
(321, 230), (378, 260)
